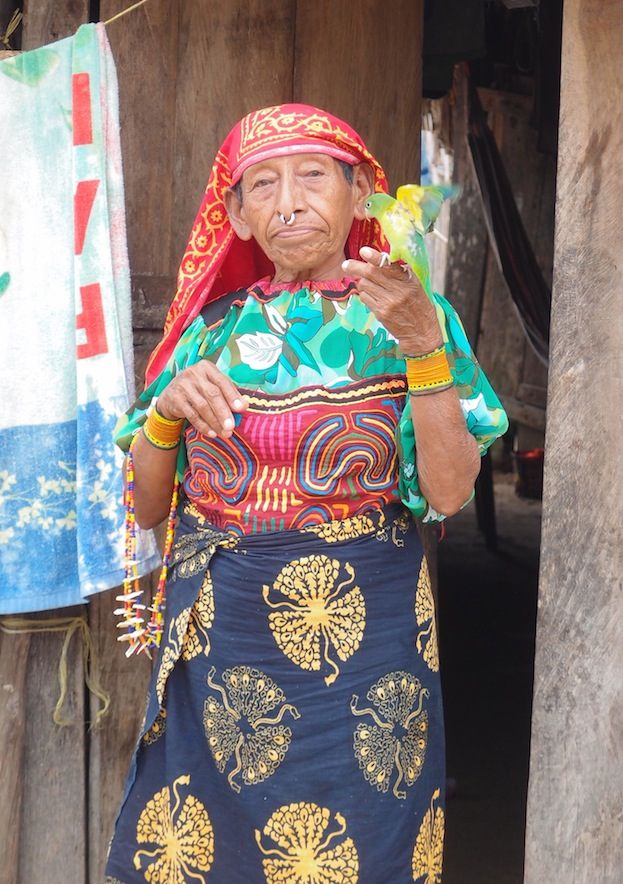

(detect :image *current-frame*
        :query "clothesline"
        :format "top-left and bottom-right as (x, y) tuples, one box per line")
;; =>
(104, 0), (149, 27)
(0, 0), (147, 55)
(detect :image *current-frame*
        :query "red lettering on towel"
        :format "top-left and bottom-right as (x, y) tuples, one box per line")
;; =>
(72, 73), (93, 145)
(74, 180), (100, 255)
(76, 284), (108, 358)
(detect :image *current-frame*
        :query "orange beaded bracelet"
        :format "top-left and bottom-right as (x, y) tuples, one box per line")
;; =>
(404, 345), (454, 395)
(143, 406), (184, 449)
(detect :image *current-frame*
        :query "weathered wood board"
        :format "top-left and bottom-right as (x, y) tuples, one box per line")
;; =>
(101, 0), (183, 289)
(87, 587), (154, 882)
(294, 0), (423, 191)
(444, 80), (553, 445)
(17, 619), (87, 884)
(0, 631), (30, 884)
(524, 1), (623, 881)
(172, 0), (297, 257)
(445, 66), (489, 346)
(476, 89), (552, 412)
(21, 0), (87, 50)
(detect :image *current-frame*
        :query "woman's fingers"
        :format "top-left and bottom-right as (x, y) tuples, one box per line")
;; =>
(359, 246), (387, 266)
(182, 392), (221, 438)
(343, 246), (387, 274)
(343, 259), (407, 297)
(195, 363), (249, 436)
(198, 361), (248, 413)
(157, 361), (248, 437)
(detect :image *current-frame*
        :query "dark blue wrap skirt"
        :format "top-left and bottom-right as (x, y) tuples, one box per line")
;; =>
(106, 501), (445, 883)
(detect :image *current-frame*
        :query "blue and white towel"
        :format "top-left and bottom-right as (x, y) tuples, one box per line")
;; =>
(0, 24), (160, 613)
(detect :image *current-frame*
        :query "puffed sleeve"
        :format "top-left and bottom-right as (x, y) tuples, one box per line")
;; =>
(396, 292), (509, 522)
(113, 303), (241, 475)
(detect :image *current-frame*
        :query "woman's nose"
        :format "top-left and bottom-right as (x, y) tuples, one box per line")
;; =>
(275, 172), (303, 218)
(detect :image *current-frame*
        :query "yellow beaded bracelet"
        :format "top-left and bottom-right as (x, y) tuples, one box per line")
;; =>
(142, 407), (184, 450)
(404, 345), (454, 395)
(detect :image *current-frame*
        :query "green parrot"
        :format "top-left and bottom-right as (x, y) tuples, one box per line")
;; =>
(395, 184), (461, 234)
(363, 184), (461, 298)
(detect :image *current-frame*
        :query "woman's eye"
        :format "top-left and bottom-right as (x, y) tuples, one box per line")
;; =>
(305, 170), (323, 178)
(252, 178), (273, 190)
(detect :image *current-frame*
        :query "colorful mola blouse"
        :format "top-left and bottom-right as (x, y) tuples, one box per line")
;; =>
(114, 278), (508, 533)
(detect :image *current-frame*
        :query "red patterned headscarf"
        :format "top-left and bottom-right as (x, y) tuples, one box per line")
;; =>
(145, 103), (389, 383)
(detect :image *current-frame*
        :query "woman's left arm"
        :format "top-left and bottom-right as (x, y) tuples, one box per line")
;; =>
(344, 247), (482, 517)
(402, 385), (481, 516)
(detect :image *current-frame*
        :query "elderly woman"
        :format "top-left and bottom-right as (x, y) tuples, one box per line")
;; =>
(106, 104), (507, 883)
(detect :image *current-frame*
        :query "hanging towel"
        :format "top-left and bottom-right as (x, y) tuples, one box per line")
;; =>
(0, 24), (160, 614)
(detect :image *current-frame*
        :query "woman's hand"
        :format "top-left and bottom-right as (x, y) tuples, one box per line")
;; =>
(343, 246), (443, 356)
(157, 361), (248, 439)
(345, 246), (480, 516)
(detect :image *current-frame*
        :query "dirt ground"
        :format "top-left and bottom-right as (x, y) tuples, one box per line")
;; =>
(438, 473), (542, 884)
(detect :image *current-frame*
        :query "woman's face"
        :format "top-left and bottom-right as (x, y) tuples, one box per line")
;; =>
(225, 153), (373, 282)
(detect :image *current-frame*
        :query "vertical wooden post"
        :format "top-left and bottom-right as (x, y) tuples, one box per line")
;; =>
(524, 2), (623, 881)
(0, 633), (29, 884)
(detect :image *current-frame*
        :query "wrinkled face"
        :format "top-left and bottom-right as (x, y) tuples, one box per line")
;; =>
(225, 153), (372, 277)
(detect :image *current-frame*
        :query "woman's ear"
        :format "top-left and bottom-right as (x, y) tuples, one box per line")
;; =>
(352, 163), (375, 221)
(224, 186), (254, 241)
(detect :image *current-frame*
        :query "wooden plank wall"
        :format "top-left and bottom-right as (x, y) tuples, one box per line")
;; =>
(476, 89), (552, 442)
(524, 1), (623, 880)
(445, 69), (553, 442)
(294, 0), (422, 190)
(2, 2), (424, 881)
(444, 67), (489, 346)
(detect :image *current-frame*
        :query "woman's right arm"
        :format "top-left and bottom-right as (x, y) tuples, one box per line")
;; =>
(130, 360), (248, 528)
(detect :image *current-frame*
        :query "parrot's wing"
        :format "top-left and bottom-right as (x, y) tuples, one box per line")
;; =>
(396, 184), (462, 233)
(395, 184), (425, 230)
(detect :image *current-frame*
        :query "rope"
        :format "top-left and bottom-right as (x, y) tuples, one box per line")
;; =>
(1, 8), (23, 50)
(0, 615), (111, 728)
(104, 0), (149, 26)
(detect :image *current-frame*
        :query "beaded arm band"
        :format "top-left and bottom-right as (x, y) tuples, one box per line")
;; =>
(143, 406), (184, 449)
(404, 345), (454, 395)
(115, 432), (179, 657)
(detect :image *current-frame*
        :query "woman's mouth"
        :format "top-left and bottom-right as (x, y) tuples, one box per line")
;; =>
(273, 226), (318, 239)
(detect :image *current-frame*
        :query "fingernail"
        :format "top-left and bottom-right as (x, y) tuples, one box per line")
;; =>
(341, 260), (349, 271)
(232, 398), (243, 410)
(208, 430), (217, 438)
(223, 417), (234, 430)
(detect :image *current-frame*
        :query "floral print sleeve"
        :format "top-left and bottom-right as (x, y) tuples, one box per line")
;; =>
(396, 292), (509, 523)
(113, 303), (242, 473)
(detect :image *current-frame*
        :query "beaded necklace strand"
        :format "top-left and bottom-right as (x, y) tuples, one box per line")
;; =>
(115, 433), (179, 657)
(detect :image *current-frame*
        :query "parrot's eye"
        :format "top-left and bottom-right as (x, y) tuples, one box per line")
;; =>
(365, 200), (371, 208)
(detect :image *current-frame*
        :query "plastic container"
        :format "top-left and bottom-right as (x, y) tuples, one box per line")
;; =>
(512, 448), (544, 500)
